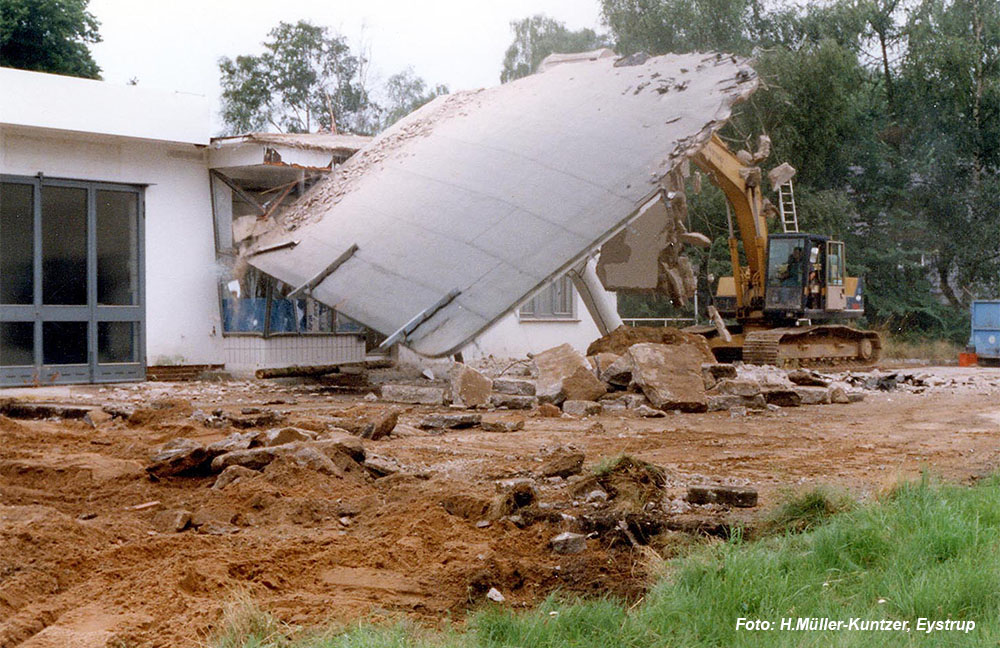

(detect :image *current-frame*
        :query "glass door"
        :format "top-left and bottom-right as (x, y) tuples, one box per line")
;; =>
(0, 176), (144, 385)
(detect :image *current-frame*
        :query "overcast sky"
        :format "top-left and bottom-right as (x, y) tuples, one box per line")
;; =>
(87, 0), (604, 132)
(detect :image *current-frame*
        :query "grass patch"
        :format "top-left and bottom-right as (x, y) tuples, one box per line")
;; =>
(881, 336), (963, 364)
(758, 486), (855, 535)
(217, 476), (1000, 647)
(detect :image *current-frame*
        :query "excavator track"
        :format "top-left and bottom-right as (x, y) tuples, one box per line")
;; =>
(743, 326), (882, 369)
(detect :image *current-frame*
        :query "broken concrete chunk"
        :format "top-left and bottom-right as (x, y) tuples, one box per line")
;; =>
(764, 390), (801, 407)
(492, 378), (536, 396)
(794, 386), (831, 405)
(418, 413), (482, 430)
(788, 369), (830, 387)
(537, 403), (562, 418)
(147, 439), (211, 478)
(489, 393), (537, 410)
(253, 426), (314, 447)
(686, 485), (758, 508)
(709, 379), (761, 397)
(226, 409), (286, 429)
(768, 162), (796, 189)
(486, 587), (505, 603)
(707, 394), (766, 412)
(829, 382), (851, 404)
(551, 531), (587, 554)
(626, 342), (707, 412)
(313, 432), (366, 462)
(480, 415), (525, 433)
(206, 431), (255, 456)
(539, 449), (585, 478)
(533, 343), (607, 405)
(679, 231), (712, 248)
(562, 400), (602, 417)
(211, 447), (281, 472)
(380, 384), (445, 405)
(363, 455), (399, 478)
(634, 404), (667, 418)
(152, 509), (191, 533)
(703, 363), (737, 386)
(212, 465), (259, 490)
(449, 363), (493, 408)
(599, 354), (633, 388)
(281, 445), (343, 477)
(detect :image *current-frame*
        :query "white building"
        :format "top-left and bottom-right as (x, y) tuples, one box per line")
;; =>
(0, 67), (610, 384)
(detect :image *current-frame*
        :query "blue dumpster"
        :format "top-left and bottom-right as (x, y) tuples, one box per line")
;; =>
(971, 300), (1000, 361)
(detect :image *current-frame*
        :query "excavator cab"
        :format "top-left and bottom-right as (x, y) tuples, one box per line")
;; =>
(763, 233), (861, 321)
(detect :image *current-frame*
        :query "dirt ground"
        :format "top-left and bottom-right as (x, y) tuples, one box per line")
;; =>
(3, 366), (1000, 647)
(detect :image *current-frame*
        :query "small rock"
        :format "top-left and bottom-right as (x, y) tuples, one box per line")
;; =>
(562, 400), (602, 417)
(363, 392), (379, 402)
(211, 447), (281, 472)
(829, 382), (851, 404)
(282, 445), (343, 476)
(152, 509), (191, 533)
(551, 531), (587, 554)
(585, 489), (608, 503)
(686, 485), (758, 508)
(537, 403), (562, 418)
(487, 587), (506, 602)
(363, 456), (399, 478)
(539, 449), (584, 478)
(480, 416), (525, 433)
(634, 404), (666, 418)
(253, 426), (314, 447)
(212, 465), (258, 490)
(476, 520), (491, 528)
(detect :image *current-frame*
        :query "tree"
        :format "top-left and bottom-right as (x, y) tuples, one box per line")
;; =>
(0, 0), (101, 79)
(380, 67), (448, 129)
(218, 20), (374, 135)
(500, 15), (608, 82)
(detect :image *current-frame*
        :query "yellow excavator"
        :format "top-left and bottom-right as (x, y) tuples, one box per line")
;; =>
(686, 134), (882, 366)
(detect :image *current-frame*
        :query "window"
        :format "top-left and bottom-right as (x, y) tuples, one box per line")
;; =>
(827, 241), (845, 286)
(209, 169), (362, 337)
(519, 275), (576, 320)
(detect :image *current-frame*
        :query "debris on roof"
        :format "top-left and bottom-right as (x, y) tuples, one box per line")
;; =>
(248, 52), (759, 357)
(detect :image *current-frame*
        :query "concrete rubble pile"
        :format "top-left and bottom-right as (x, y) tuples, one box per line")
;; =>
(373, 327), (869, 426)
(145, 412), (402, 486)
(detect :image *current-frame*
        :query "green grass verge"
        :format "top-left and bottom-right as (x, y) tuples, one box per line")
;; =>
(215, 475), (1000, 647)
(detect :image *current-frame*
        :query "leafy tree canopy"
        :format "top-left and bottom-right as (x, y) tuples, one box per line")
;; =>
(219, 20), (374, 135)
(0, 0), (101, 79)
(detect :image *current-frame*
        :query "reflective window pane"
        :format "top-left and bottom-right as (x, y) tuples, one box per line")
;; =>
(42, 186), (88, 305)
(43, 321), (87, 365)
(97, 190), (139, 305)
(1, 183), (34, 304)
(0, 322), (34, 366)
(98, 321), (138, 363)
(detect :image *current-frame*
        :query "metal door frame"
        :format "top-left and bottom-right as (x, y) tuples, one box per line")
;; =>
(0, 174), (145, 385)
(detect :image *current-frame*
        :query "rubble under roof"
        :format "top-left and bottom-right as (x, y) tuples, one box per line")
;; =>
(248, 52), (759, 357)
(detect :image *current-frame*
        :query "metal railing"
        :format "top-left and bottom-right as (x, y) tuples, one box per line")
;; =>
(622, 317), (696, 327)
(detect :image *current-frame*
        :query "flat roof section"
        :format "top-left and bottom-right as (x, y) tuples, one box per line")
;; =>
(0, 66), (210, 145)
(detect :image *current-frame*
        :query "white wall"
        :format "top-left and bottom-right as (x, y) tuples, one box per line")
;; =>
(0, 125), (224, 365)
(460, 289), (608, 360)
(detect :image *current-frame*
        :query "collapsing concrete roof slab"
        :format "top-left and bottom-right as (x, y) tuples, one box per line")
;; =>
(249, 52), (758, 357)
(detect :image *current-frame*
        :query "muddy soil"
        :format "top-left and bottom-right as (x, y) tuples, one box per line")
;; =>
(3, 367), (1000, 647)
